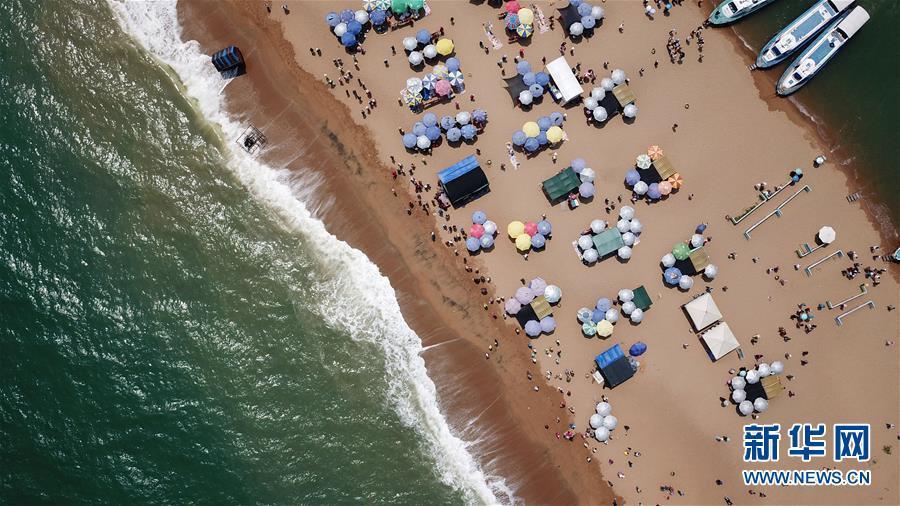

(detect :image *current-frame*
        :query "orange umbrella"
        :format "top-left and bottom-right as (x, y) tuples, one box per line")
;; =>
(667, 173), (683, 190)
(647, 145), (664, 160)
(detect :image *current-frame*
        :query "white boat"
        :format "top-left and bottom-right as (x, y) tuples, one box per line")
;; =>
(708, 0), (779, 26)
(776, 6), (869, 95)
(756, 0), (855, 68)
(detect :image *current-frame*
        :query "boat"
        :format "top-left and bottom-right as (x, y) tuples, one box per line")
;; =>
(776, 6), (869, 95)
(756, 0), (855, 68)
(708, 0), (779, 26)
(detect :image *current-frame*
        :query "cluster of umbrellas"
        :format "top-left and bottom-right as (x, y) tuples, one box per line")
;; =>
(729, 362), (784, 416)
(511, 113), (566, 153)
(507, 219), (552, 252)
(577, 297), (617, 337)
(512, 60), (552, 107)
(566, 0), (605, 37)
(617, 288), (646, 323)
(583, 71), (636, 122)
(624, 147), (682, 200)
(401, 57), (463, 109)
(589, 401), (617, 442)
(404, 32), (455, 67)
(464, 211), (498, 253)
(577, 206), (643, 264)
(570, 157), (597, 199)
(402, 109), (486, 151)
(503, 2), (536, 39)
(326, 9), (374, 48)
(504, 277), (562, 337)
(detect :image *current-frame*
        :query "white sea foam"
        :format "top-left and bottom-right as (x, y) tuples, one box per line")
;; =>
(107, 1), (511, 504)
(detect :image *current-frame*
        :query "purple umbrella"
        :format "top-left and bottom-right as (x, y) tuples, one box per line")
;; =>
(591, 308), (605, 323)
(512, 130), (527, 146)
(424, 125), (441, 141)
(402, 133), (417, 148)
(412, 122), (426, 136)
(537, 116), (552, 131)
(440, 115), (455, 130)
(577, 3), (592, 16)
(595, 298), (612, 311)
(516, 60), (532, 75)
(472, 211), (487, 224)
(549, 111), (564, 126)
(537, 220), (552, 236)
(446, 57), (461, 72)
(529, 83), (545, 97)
(571, 158), (586, 172)
(340, 33), (358, 47)
(446, 127), (461, 142)
(325, 12), (340, 27)
(523, 72), (536, 86)
(465, 236), (480, 252)
(540, 316), (557, 333)
(536, 132), (548, 145)
(347, 20), (363, 34)
(515, 286), (535, 304)
(415, 28), (431, 44)
(524, 320), (542, 337)
(535, 72), (550, 87)
(422, 112), (437, 127)
(625, 169), (640, 186)
(696, 223), (707, 233)
(461, 124), (477, 140)
(340, 9), (354, 22)
(579, 182), (595, 198)
(370, 9), (387, 25)
(505, 298), (522, 314)
(472, 109), (487, 124)
(647, 183), (661, 200)
(531, 233), (546, 248)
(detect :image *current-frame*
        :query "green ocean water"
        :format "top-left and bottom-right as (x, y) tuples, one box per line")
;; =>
(730, 0), (900, 227)
(0, 0), (494, 503)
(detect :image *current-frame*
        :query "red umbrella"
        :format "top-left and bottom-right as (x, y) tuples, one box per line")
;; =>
(505, 0), (520, 13)
(524, 221), (538, 236)
(434, 79), (452, 96)
(469, 223), (485, 238)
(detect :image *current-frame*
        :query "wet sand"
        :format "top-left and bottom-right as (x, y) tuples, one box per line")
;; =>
(179, 1), (897, 504)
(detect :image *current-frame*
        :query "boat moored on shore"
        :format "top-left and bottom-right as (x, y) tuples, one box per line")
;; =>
(708, 0), (778, 26)
(756, 0), (855, 68)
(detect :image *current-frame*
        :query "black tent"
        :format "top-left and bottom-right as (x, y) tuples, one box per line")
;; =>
(558, 5), (581, 35)
(514, 303), (538, 327)
(438, 155), (490, 208)
(503, 76), (529, 105)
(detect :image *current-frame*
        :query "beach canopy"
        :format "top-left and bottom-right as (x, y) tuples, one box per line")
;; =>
(542, 168), (581, 203)
(632, 285), (652, 311)
(545, 56), (583, 103)
(437, 155), (489, 207)
(504, 76), (530, 105)
(595, 344), (634, 388)
(689, 247), (710, 272)
(683, 292), (723, 331)
(592, 228), (625, 258)
(701, 322), (740, 361)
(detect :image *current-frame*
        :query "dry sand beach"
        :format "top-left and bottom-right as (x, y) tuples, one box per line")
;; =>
(180, 1), (898, 504)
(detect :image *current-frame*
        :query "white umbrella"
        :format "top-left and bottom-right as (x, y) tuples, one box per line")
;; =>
(592, 106), (608, 122)
(604, 309), (618, 323)
(704, 264), (718, 279)
(594, 426), (610, 442)
(579, 167), (596, 183)
(590, 219), (606, 234)
(618, 289), (634, 302)
(618, 206), (635, 220)
(753, 398), (768, 413)
(405, 77), (423, 94)
(731, 376), (746, 390)
(691, 234), (704, 248)
(621, 301), (636, 315)
(634, 181), (648, 195)
(423, 44), (437, 59)
(416, 135), (430, 150)
(577, 235), (593, 251)
(623, 104), (638, 118)
(518, 90), (533, 105)
(661, 253), (676, 267)
(616, 219), (629, 233)
(455, 110), (470, 125)
(408, 51), (424, 65)
(757, 363), (770, 377)
(578, 307), (594, 323)
(590, 87), (606, 100)
(584, 97), (598, 110)
(739, 400), (753, 416)
(731, 389), (746, 403)
(590, 413), (604, 429)
(770, 361), (784, 374)
(636, 154), (652, 169)
(591, 5), (605, 19)
(678, 275), (694, 291)
(622, 232), (635, 247)
(483, 220), (497, 236)
(334, 23), (348, 37)
(746, 370), (759, 384)
(544, 285), (562, 304)
(582, 248), (599, 263)
(629, 307), (643, 322)
(611, 68), (626, 85)
(402, 36), (418, 51)
(354, 10), (369, 24)
(596, 402), (612, 416)
(600, 77), (614, 91)
(602, 415), (618, 430)
(818, 226), (836, 244)
(618, 246), (632, 260)
(629, 219), (643, 234)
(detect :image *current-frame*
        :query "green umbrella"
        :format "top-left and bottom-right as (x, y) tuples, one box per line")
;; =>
(672, 242), (690, 261)
(391, 0), (407, 14)
(407, 0), (424, 10)
(582, 322), (597, 337)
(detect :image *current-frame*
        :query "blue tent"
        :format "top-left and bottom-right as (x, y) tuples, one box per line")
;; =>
(437, 155), (490, 207)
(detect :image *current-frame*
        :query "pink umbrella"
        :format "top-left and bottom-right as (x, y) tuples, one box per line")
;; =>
(469, 223), (485, 238)
(434, 79), (452, 97)
(658, 180), (672, 195)
(524, 221), (538, 236)
(505, 0), (520, 13)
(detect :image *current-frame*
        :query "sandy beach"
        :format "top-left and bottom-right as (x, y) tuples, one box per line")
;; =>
(179, 1), (898, 504)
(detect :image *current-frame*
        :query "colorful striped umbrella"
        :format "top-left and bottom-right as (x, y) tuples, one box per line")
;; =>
(516, 23), (534, 38)
(421, 73), (438, 90)
(432, 63), (449, 79)
(647, 145), (664, 160)
(636, 153), (652, 169)
(667, 173), (683, 189)
(363, 0), (377, 11)
(403, 91), (422, 106)
(505, 13), (520, 30)
(447, 70), (464, 88)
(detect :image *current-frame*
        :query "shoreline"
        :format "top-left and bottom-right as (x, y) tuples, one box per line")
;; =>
(176, 1), (898, 505)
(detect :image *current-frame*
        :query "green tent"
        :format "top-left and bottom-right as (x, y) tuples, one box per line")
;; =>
(592, 228), (625, 257)
(632, 285), (652, 311)
(542, 167), (580, 203)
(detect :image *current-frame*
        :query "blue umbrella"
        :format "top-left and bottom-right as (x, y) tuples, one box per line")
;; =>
(446, 57), (461, 72)
(461, 124), (477, 140)
(696, 223), (708, 234)
(537, 220), (552, 236)
(425, 125), (441, 141)
(340, 32), (358, 47)
(529, 83), (544, 97)
(340, 9), (354, 22)
(472, 109), (487, 123)
(523, 72), (536, 86)
(446, 127), (462, 142)
(648, 182), (661, 200)
(516, 60), (531, 75)
(416, 28), (431, 44)
(402, 133), (417, 148)
(591, 308), (605, 323)
(537, 132), (548, 145)
(531, 233), (546, 249)
(370, 9), (387, 25)
(326, 12), (340, 27)
(570, 0), (583, 6)
(472, 211), (487, 224)
(577, 3), (592, 16)
(664, 267), (682, 285)
(550, 111), (564, 126)
(440, 115), (455, 130)
(466, 236), (481, 252)
(347, 20), (363, 34)
(625, 169), (641, 186)
(412, 121), (427, 136)
(524, 320), (542, 337)
(524, 137), (540, 152)
(572, 158), (586, 172)
(535, 72), (550, 87)
(537, 116), (552, 131)
(512, 130), (527, 146)
(422, 112), (437, 127)
(582, 15), (596, 30)
(480, 234), (494, 249)
(596, 298), (612, 312)
(629, 342), (647, 356)
(506, 13), (520, 30)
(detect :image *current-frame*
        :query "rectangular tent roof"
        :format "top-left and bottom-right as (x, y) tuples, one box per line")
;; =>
(701, 322), (740, 361)
(530, 296), (552, 319)
(652, 155), (676, 180)
(683, 292), (723, 331)
(632, 285), (652, 311)
(595, 344), (634, 388)
(761, 375), (785, 399)
(612, 84), (636, 107)
(438, 155), (490, 207)
(545, 56), (583, 103)
(592, 228), (625, 257)
(542, 167), (580, 203)
(689, 247), (710, 272)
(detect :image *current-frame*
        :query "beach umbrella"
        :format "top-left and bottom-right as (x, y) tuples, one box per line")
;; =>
(579, 321), (595, 337)
(515, 286), (535, 305)
(600, 77), (614, 90)
(375, 0), (391, 10)
(622, 232), (635, 247)
(577, 235), (593, 251)
(469, 223), (485, 238)
(529, 83), (544, 97)
(738, 400), (753, 416)
(569, 22), (584, 36)
(746, 370), (760, 384)
(732, 389), (747, 403)
(481, 221), (496, 237)
(604, 309), (619, 323)
(424, 125), (441, 141)
(446, 127), (462, 142)
(591, 87), (606, 100)
(408, 0), (424, 10)
(512, 130), (527, 146)
(630, 308), (644, 323)
(334, 22), (348, 36)
(445, 58), (461, 73)
(516, 22), (534, 38)
(818, 226), (836, 244)
(624, 169), (640, 186)
(636, 154), (652, 169)
(524, 319), (542, 337)
(391, 0), (407, 13)
(617, 246), (632, 260)
(540, 316), (556, 333)
(629, 342), (647, 357)
(581, 15), (596, 30)
(730, 375), (747, 389)
(753, 398), (768, 413)
(647, 145), (664, 160)
(592, 5), (605, 19)
(589, 319), (611, 338)
(590, 219), (606, 234)
(432, 63), (449, 78)
(537, 116), (552, 131)
(326, 12), (341, 27)
(577, 2), (592, 16)
(504, 298), (521, 315)
(505, 0), (521, 13)
(448, 70), (465, 88)
(661, 253), (676, 268)
(592, 107), (608, 122)
(590, 308), (605, 324)
(454, 111), (471, 126)
(518, 90), (533, 106)
(536, 73), (551, 88)
(618, 289), (634, 303)
(596, 402), (612, 417)
(602, 415), (618, 431)
(769, 361), (785, 375)
(544, 285), (562, 304)
(571, 158), (586, 172)
(594, 426), (610, 442)
(415, 28), (431, 44)
(522, 122), (540, 137)
(412, 122), (427, 137)
(465, 236), (480, 252)
(370, 9), (387, 25)
(402, 36), (418, 51)
(577, 307), (593, 324)
(582, 248), (599, 264)
(471, 109), (487, 125)
(757, 363), (771, 377)
(584, 97), (598, 110)
(537, 220), (552, 236)
(422, 112), (437, 127)
(664, 267), (681, 285)
(678, 275), (694, 291)
(471, 211), (487, 226)
(408, 51), (424, 65)
(524, 137), (539, 152)
(647, 183), (661, 200)
(439, 114), (455, 130)
(435, 38), (454, 56)
(340, 9), (354, 22)
(415, 135), (430, 150)
(703, 264), (718, 280)
(402, 133), (417, 149)
(354, 10), (369, 23)
(546, 126), (564, 144)
(590, 413), (604, 429)
(515, 234), (532, 251)
(668, 173), (683, 190)
(618, 206), (635, 221)
(623, 104), (638, 118)
(517, 7), (534, 24)
(658, 181), (672, 195)
(616, 219), (630, 233)
(423, 44), (437, 59)
(620, 302), (636, 317)
(480, 235), (494, 249)
(691, 234), (704, 248)
(595, 298), (612, 312)
(629, 219), (643, 234)
(507, 221), (525, 238)
(516, 60), (531, 75)
(421, 74), (437, 91)
(506, 13), (520, 30)
(524, 221), (538, 237)
(633, 180), (648, 195)
(404, 92), (422, 108)
(671, 243), (689, 261)
(611, 68), (627, 85)
(434, 79), (452, 96)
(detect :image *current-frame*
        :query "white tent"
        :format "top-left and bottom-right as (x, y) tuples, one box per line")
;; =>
(546, 56), (584, 104)
(683, 292), (723, 331)
(700, 322), (740, 361)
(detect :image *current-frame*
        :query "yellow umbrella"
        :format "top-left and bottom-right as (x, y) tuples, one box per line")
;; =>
(435, 38), (454, 56)
(517, 8), (534, 25)
(515, 233), (532, 251)
(647, 145), (664, 160)
(507, 220), (525, 238)
(546, 126), (564, 143)
(522, 121), (540, 137)
(596, 319), (614, 337)
(668, 172), (683, 189)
